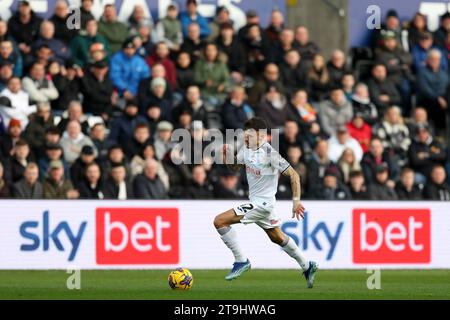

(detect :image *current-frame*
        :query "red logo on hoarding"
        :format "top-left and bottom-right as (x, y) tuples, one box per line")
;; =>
(353, 209), (431, 264)
(96, 208), (179, 265)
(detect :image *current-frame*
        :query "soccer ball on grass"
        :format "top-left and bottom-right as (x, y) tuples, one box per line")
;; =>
(168, 268), (193, 290)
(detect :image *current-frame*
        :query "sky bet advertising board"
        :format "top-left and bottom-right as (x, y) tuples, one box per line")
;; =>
(0, 200), (448, 270)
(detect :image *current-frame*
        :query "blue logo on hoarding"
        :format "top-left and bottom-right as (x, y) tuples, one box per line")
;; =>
(20, 211), (87, 261)
(282, 213), (344, 260)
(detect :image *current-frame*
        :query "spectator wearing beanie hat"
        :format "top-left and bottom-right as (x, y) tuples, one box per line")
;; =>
(139, 77), (172, 121)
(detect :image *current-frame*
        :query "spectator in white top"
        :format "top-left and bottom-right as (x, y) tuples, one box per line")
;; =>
(59, 120), (97, 164)
(328, 126), (363, 163)
(0, 77), (36, 128)
(22, 62), (59, 104)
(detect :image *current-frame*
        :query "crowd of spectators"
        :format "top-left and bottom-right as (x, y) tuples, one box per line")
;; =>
(0, 0), (449, 201)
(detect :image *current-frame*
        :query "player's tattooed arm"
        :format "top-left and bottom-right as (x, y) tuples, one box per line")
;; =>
(222, 144), (242, 172)
(283, 166), (306, 220)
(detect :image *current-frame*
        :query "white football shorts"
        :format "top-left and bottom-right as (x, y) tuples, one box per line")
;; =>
(233, 202), (281, 229)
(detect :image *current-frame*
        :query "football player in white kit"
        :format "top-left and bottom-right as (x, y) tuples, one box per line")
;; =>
(214, 117), (318, 288)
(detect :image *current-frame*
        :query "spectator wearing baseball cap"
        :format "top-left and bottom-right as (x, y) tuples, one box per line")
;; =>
(179, 0), (211, 39)
(109, 37), (150, 99)
(79, 59), (115, 117)
(154, 121), (174, 160)
(367, 162), (398, 200)
(43, 159), (78, 199)
(70, 145), (99, 189)
(38, 142), (68, 179)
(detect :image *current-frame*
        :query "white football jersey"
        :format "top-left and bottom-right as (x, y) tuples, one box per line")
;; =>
(236, 142), (291, 207)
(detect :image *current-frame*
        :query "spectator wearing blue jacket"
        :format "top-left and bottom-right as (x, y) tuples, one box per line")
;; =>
(179, 0), (211, 39)
(411, 32), (448, 72)
(110, 38), (150, 99)
(416, 49), (449, 133)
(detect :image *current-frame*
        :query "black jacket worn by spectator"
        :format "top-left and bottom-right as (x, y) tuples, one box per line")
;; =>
(24, 114), (55, 157)
(351, 96), (378, 125)
(52, 74), (80, 111)
(172, 100), (209, 129)
(180, 38), (206, 63)
(280, 62), (310, 96)
(310, 183), (351, 200)
(80, 8), (95, 30)
(327, 61), (351, 87)
(367, 77), (402, 114)
(176, 65), (195, 94)
(57, 117), (90, 136)
(293, 41), (320, 62)
(70, 159), (102, 189)
(102, 178), (134, 199)
(79, 70), (114, 116)
(216, 35), (247, 75)
(12, 179), (43, 199)
(0, 180), (11, 198)
(7, 11), (43, 47)
(248, 78), (285, 108)
(306, 156), (341, 195)
(423, 181), (450, 201)
(241, 35), (272, 77)
(213, 180), (247, 199)
(367, 182), (398, 200)
(349, 186), (370, 200)
(256, 98), (292, 131)
(49, 14), (79, 45)
(137, 78), (173, 112)
(361, 151), (400, 184)
(395, 182), (423, 200)
(375, 47), (413, 84)
(4, 156), (34, 183)
(408, 137), (447, 178)
(78, 180), (104, 199)
(133, 174), (168, 199)
(221, 99), (253, 130)
(184, 180), (214, 199)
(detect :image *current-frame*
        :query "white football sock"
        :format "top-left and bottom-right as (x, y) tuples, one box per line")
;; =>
(217, 227), (247, 263)
(281, 236), (309, 271)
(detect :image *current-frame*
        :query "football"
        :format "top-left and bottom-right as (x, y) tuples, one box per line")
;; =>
(168, 268), (194, 290)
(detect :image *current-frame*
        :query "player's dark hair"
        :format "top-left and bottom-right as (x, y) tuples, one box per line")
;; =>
(244, 117), (267, 131)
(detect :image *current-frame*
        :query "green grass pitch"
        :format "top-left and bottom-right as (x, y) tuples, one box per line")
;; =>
(0, 270), (449, 300)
